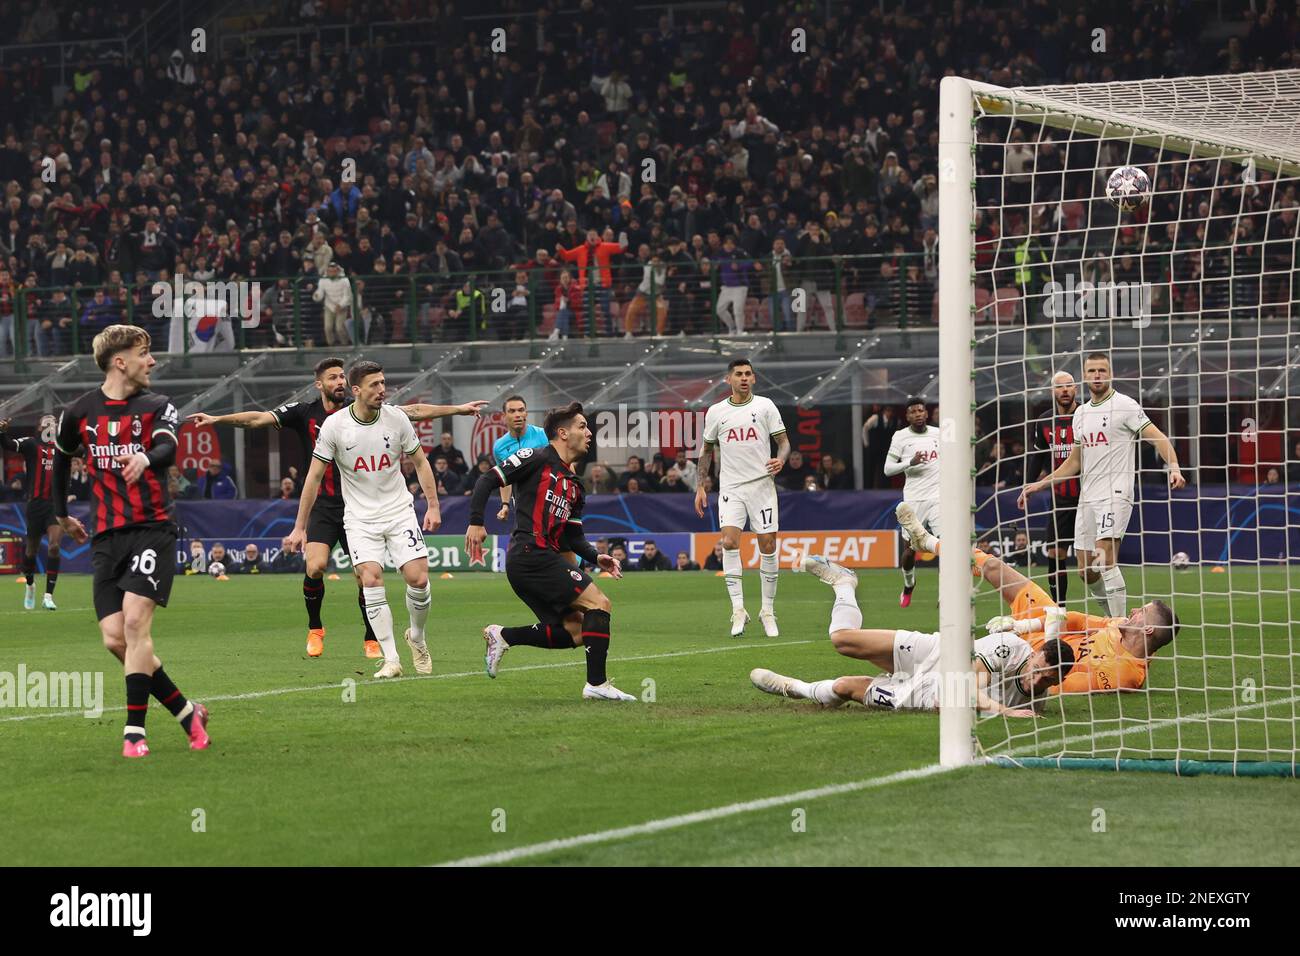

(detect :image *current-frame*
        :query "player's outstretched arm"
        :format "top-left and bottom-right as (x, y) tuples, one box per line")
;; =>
(401, 400), (489, 421)
(407, 445), (442, 532)
(1017, 444), (1080, 510)
(187, 410), (278, 429)
(466, 465), (505, 562)
(284, 457), (327, 553)
(974, 661), (1036, 718)
(1139, 422), (1186, 489)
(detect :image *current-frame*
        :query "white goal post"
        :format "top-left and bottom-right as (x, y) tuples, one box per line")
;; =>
(937, 70), (1300, 775)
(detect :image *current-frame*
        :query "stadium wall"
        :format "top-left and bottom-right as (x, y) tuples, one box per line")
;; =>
(2, 487), (1296, 574)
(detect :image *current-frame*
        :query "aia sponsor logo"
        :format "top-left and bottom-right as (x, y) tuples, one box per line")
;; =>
(1077, 431), (1110, 447)
(353, 453), (395, 472)
(724, 426), (760, 442)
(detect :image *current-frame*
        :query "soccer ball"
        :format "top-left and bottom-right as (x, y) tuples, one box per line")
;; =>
(1106, 165), (1151, 212)
(208, 562), (226, 578)
(1171, 551), (1191, 570)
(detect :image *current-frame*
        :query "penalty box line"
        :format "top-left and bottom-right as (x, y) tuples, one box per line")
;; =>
(431, 693), (1299, 867)
(0, 639), (818, 724)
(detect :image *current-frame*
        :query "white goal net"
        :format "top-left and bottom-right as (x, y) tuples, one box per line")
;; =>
(937, 70), (1300, 776)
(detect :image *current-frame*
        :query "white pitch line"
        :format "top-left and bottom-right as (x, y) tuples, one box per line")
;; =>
(430, 692), (1300, 867)
(435, 764), (955, 867)
(0, 639), (817, 723)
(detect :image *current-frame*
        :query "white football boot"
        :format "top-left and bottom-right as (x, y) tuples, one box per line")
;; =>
(895, 502), (930, 549)
(749, 667), (801, 698)
(404, 629), (432, 675)
(758, 609), (779, 637)
(729, 608), (750, 637)
(483, 624), (508, 678)
(582, 681), (636, 701)
(373, 660), (403, 679)
(798, 553), (859, 589)
(23, 584), (35, 610)
(42, 593), (57, 610)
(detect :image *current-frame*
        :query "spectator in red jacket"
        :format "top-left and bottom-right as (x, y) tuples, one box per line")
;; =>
(556, 229), (626, 336)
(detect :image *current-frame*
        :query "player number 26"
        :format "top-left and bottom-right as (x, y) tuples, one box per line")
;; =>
(130, 549), (158, 576)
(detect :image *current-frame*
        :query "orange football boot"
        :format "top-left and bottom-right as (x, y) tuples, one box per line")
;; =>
(306, 628), (325, 657)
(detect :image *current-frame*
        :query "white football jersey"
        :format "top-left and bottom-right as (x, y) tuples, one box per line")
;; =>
(702, 394), (787, 492)
(973, 632), (1035, 710)
(886, 425), (940, 501)
(313, 403), (421, 525)
(1071, 390), (1151, 502)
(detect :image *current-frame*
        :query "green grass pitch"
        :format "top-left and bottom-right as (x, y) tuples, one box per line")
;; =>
(0, 566), (1296, 866)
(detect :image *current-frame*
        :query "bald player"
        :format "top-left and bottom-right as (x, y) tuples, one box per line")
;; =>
(898, 502), (1178, 694)
(1030, 371), (1081, 605)
(1018, 352), (1185, 617)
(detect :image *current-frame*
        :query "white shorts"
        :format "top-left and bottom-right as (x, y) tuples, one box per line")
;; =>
(346, 509), (429, 570)
(865, 629), (942, 711)
(899, 498), (940, 547)
(718, 479), (779, 534)
(1074, 497), (1133, 552)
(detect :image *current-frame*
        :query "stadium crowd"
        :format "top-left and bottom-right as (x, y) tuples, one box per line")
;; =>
(0, 0), (1294, 357)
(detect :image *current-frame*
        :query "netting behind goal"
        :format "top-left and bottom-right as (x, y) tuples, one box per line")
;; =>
(938, 71), (1300, 775)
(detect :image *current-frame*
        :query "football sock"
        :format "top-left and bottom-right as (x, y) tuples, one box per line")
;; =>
(808, 679), (847, 706)
(303, 575), (324, 629)
(917, 530), (940, 554)
(722, 548), (744, 611)
(358, 585), (376, 642)
(45, 550), (60, 594)
(1048, 554), (1068, 604)
(405, 583), (431, 643)
(581, 608), (611, 685)
(759, 551), (778, 612)
(124, 672), (151, 741)
(1087, 572), (1108, 612)
(902, 567), (916, 588)
(151, 666), (196, 732)
(22, 553), (35, 587)
(363, 586), (398, 664)
(502, 623), (574, 648)
(1102, 565), (1127, 617)
(830, 585), (863, 633)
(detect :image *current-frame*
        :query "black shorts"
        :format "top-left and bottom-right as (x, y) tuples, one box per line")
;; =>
(1048, 498), (1078, 550)
(505, 542), (594, 631)
(91, 522), (178, 620)
(306, 497), (349, 550)
(24, 498), (56, 537)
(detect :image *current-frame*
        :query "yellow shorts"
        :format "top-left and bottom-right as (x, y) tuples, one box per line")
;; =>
(1010, 581), (1056, 619)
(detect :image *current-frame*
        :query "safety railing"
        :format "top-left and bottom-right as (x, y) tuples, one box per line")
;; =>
(2, 253), (938, 365)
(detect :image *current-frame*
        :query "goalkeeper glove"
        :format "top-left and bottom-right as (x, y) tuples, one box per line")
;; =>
(984, 615), (1015, 634)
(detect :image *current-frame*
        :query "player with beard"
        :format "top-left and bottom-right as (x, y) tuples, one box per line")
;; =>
(1031, 371), (1081, 604)
(0, 414), (64, 609)
(188, 357), (486, 658)
(465, 402), (634, 701)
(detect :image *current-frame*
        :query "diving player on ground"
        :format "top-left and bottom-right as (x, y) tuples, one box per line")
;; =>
(466, 402), (634, 701)
(189, 357), (485, 658)
(896, 502), (1177, 692)
(0, 414), (64, 609)
(50, 325), (210, 757)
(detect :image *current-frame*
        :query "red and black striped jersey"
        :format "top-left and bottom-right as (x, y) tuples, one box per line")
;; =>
(492, 444), (585, 552)
(1032, 409), (1080, 500)
(1, 435), (55, 501)
(56, 388), (179, 536)
(271, 397), (345, 501)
